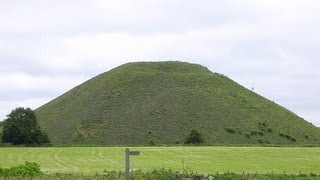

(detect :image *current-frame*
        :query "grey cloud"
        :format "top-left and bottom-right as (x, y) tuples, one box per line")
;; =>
(0, 1), (268, 35)
(1, 90), (56, 101)
(0, 0), (320, 126)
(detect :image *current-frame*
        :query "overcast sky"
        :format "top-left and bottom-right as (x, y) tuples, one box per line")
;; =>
(1, 0), (319, 126)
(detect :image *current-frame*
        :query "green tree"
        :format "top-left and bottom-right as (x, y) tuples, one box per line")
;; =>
(184, 129), (204, 144)
(0, 121), (3, 142)
(2, 107), (50, 145)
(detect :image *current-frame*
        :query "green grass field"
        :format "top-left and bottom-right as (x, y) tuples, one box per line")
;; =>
(0, 147), (319, 175)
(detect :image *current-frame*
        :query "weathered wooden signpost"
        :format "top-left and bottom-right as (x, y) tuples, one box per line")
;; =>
(125, 148), (140, 180)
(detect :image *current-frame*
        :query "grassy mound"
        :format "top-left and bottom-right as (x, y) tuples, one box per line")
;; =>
(36, 61), (320, 145)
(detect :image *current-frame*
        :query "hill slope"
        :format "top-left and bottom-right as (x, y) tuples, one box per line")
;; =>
(36, 62), (320, 145)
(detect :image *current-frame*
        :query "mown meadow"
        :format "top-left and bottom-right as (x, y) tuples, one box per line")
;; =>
(0, 147), (319, 175)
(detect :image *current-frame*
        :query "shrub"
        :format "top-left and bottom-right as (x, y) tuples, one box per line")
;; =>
(258, 131), (264, 136)
(310, 173), (318, 177)
(148, 139), (155, 146)
(279, 133), (296, 142)
(250, 131), (258, 136)
(102, 170), (122, 179)
(290, 137), (296, 142)
(0, 162), (43, 176)
(184, 129), (204, 144)
(258, 122), (267, 127)
(257, 139), (263, 144)
(245, 133), (250, 138)
(279, 132), (285, 137)
(267, 128), (273, 133)
(225, 128), (236, 133)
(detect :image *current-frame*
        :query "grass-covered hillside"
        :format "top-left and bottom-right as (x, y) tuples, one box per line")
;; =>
(36, 61), (320, 145)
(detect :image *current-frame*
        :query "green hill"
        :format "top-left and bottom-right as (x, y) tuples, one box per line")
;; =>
(36, 61), (320, 145)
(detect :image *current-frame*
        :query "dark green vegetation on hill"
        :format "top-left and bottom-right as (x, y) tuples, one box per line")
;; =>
(35, 61), (320, 145)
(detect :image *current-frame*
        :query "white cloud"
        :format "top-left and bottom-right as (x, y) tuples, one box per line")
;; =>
(0, 98), (52, 120)
(0, 0), (319, 126)
(0, 72), (87, 92)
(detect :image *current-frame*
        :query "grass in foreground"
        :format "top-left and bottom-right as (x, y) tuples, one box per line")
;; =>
(0, 163), (320, 180)
(0, 147), (319, 175)
(1, 170), (320, 180)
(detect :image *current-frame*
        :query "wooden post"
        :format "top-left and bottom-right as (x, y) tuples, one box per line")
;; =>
(125, 148), (140, 180)
(125, 148), (130, 180)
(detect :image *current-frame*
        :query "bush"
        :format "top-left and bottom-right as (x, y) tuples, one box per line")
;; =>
(148, 139), (155, 146)
(184, 129), (204, 144)
(310, 173), (318, 177)
(250, 130), (258, 136)
(279, 133), (296, 142)
(0, 162), (43, 176)
(258, 122), (267, 127)
(289, 137), (296, 142)
(102, 170), (123, 179)
(101, 168), (184, 179)
(225, 128), (236, 133)
(258, 131), (264, 136)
